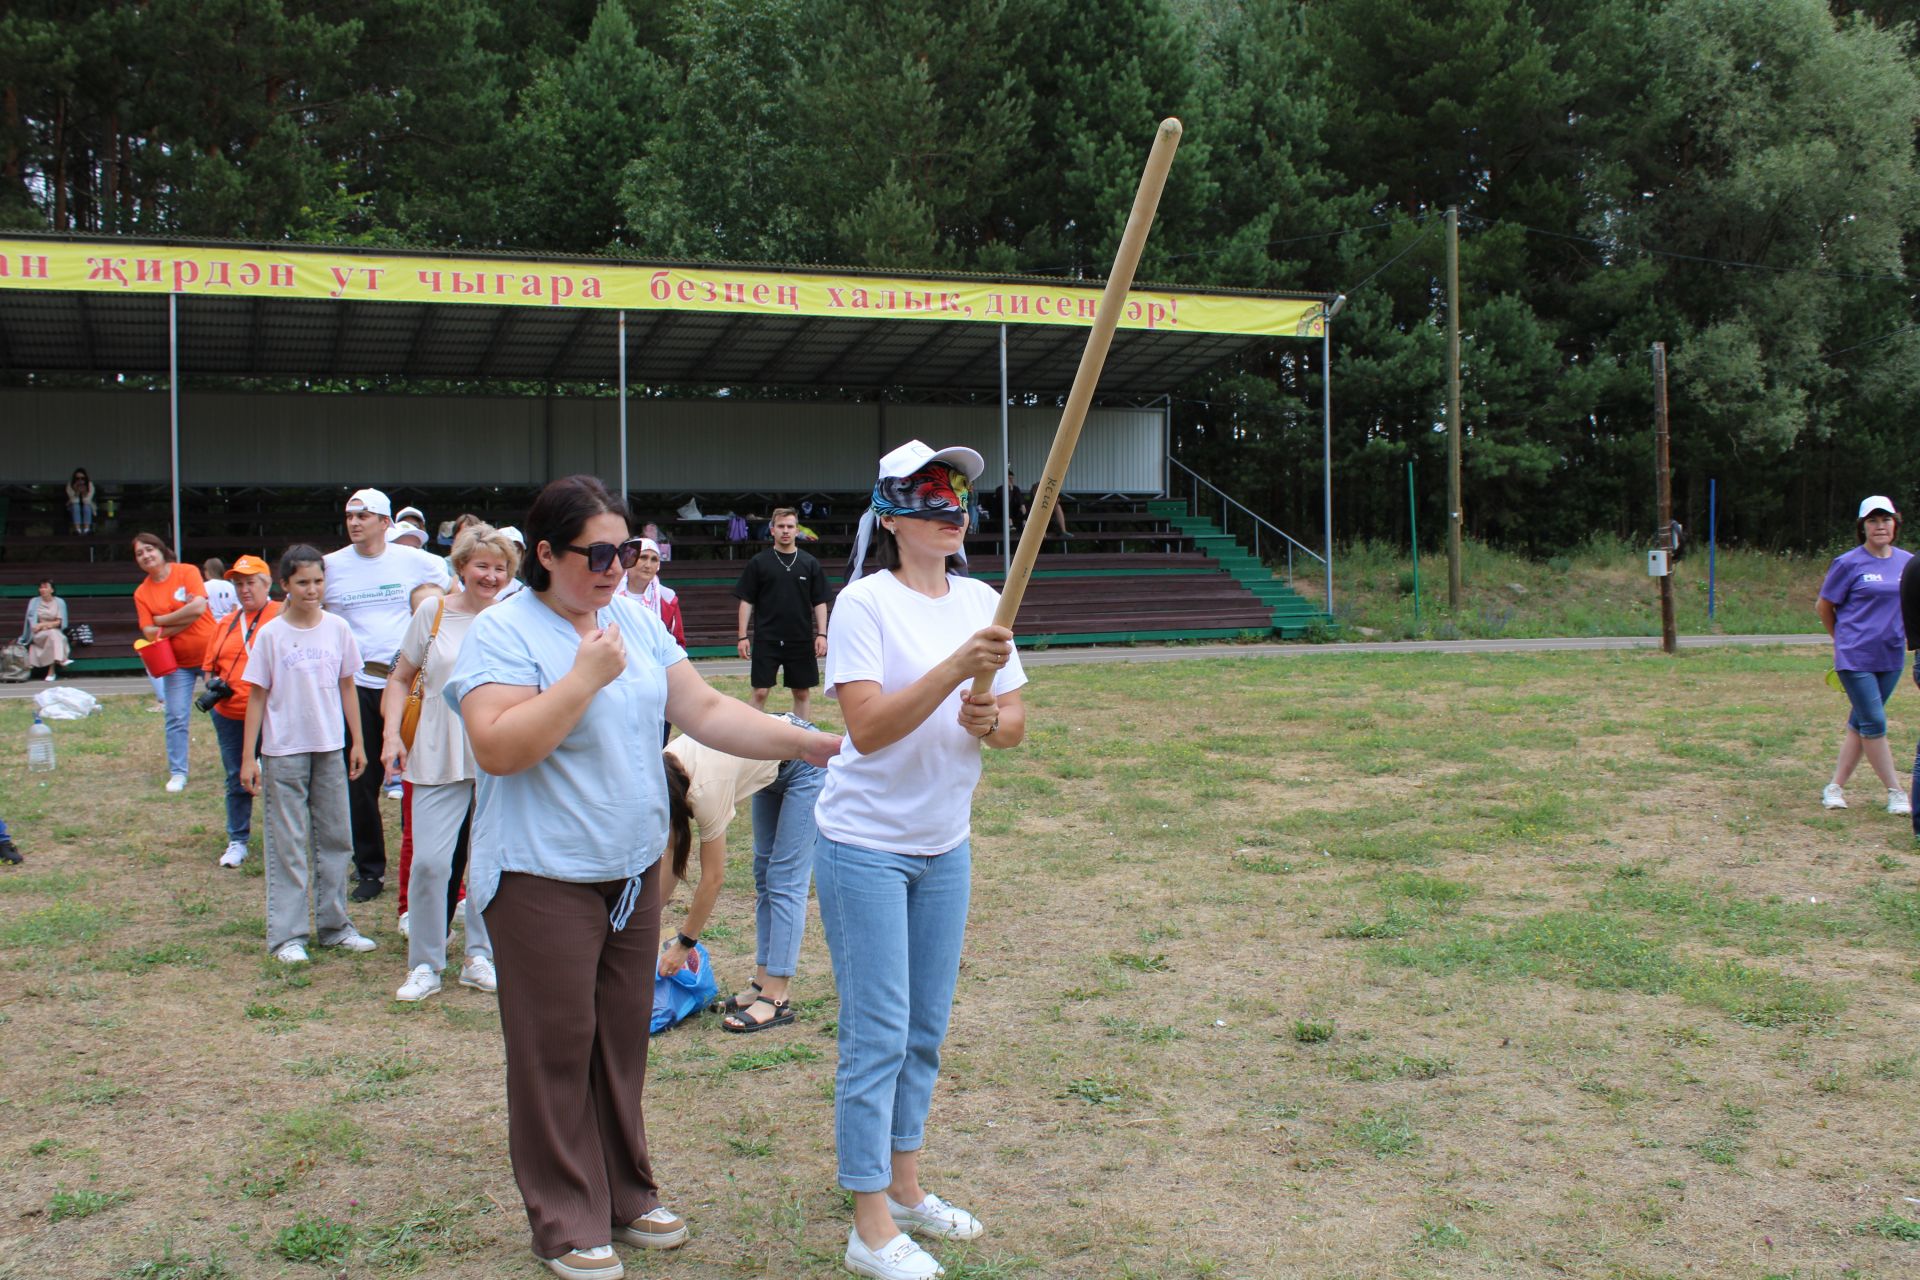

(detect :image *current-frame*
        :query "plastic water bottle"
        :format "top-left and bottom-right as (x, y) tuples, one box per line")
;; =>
(27, 715), (55, 772)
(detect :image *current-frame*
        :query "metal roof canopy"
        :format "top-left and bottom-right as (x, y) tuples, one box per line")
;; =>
(0, 234), (1340, 609)
(0, 233), (1332, 394)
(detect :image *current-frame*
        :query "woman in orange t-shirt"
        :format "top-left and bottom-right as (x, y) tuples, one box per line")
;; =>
(132, 532), (217, 792)
(201, 555), (280, 868)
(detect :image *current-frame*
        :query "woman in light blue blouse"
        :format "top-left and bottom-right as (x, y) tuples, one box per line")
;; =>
(446, 475), (837, 1280)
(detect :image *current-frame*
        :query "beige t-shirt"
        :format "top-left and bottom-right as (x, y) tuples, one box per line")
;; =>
(664, 732), (779, 844)
(396, 597), (479, 786)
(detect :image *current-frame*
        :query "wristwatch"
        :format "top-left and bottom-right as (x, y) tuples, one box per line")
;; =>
(676, 932), (699, 949)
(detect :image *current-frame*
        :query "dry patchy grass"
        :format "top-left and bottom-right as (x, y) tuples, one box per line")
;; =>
(2, 646), (1919, 1278)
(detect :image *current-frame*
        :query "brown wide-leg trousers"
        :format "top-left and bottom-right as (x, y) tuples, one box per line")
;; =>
(486, 867), (664, 1258)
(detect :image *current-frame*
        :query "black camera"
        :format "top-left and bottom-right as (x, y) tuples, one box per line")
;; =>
(195, 676), (235, 713)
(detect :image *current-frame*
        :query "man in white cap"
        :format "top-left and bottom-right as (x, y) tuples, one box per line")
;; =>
(324, 487), (448, 902)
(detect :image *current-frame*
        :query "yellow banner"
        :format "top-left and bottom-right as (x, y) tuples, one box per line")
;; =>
(0, 239), (1326, 339)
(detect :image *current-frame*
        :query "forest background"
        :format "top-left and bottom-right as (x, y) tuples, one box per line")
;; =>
(5, 0), (1920, 557)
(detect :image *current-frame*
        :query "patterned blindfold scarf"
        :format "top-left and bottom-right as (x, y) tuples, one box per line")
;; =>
(848, 462), (974, 584)
(871, 463), (971, 523)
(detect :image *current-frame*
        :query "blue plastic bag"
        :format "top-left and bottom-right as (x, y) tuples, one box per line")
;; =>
(650, 941), (718, 1034)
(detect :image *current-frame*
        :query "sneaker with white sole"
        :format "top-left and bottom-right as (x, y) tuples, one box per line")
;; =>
(611, 1206), (687, 1249)
(395, 963), (442, 1002)
(887, 1192), (984, 1241)
(844, 1229), (942, 1280)
(459, 954), (498, 993)
(165, 773), (187, 793)
(326, 929), (378, 953)
(540, 1244), (623, 1280)
(1890, 789), (1912, 816)
(218, 841), (249, 868)
(274, 941), (310, 965)
(1822, 783), (1847, 810)
(396, 909), (410, 938)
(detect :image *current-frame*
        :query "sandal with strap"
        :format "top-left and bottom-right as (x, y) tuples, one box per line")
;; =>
(722, 996), (793, 1034)
(709, 980), (760, 1016)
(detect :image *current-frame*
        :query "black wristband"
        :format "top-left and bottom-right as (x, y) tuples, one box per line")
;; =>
(676, 932), (699, 949)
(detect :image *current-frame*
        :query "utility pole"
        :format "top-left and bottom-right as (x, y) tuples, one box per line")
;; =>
(1445, 205), (1463, 610)
(1652, 342), (1677, 655)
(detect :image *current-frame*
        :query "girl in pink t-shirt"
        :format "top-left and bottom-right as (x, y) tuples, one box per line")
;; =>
(240, 545), (375, 964)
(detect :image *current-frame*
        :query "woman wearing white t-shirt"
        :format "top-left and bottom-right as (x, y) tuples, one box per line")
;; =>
(814, 441), (1026, 1280)
(380, 523), (519, 1002)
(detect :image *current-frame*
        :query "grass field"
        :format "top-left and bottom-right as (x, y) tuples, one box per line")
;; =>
(1314, 537), (1831, 641)
(3, 647), (1920, 1279)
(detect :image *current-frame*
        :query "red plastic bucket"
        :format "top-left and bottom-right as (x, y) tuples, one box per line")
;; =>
(136, 636), (178, 678)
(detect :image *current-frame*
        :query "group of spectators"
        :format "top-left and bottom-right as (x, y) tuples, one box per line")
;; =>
(19, 447), (1027, 1280)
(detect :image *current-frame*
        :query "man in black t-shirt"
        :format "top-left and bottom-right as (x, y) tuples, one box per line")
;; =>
(734, 508), (830, 717)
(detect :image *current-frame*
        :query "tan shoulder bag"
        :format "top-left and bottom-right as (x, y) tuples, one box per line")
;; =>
(397, 598), (446, 750)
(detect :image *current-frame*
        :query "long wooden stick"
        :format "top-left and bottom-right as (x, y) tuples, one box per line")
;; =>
(974, 116), (1183, 695)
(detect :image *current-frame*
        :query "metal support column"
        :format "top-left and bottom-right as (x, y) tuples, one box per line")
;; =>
(999, 324), (1011, 562)
(169, 292), (183, 557)
(617, 311), (628, 504)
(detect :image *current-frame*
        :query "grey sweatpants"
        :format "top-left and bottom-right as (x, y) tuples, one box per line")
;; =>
(407, 779), (492, 971)
(263, 750), (359, 952)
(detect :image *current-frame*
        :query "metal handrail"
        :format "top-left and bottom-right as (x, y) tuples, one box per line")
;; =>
(1166, 457), (1326, 582)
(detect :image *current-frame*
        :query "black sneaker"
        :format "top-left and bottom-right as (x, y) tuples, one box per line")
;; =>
(350, 878), (383, 903)
(0, 840), (20, 865)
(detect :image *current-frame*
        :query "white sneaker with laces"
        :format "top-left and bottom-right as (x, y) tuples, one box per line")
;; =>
(540, 1243), (622, 1280)
(396, 909), (410, 938)
(165, 773), (187, 793)
(887, 1192), (984, 1241)
(1822, 783), (1847, 810)
(396, 964), (442, 1002)
(844, 1229), (942, 1280)
(219, 841), (248, 868)
(328, 929), (378, 953)
(460, 954), (498, 993)
(274, 941), (310, 965)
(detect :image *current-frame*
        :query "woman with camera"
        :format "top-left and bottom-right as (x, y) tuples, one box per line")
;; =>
(201, 555), (279, 868)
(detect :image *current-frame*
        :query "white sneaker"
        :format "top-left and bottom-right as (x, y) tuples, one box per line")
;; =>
(540, 1244), (622, 1280)
(459, 954), (498, 993)
(1891, 789), (1912, 816)
(887, 1192), (984, 1241)
(395, 963), (442, 1002)
(218, 841), (248, 868)
(274, 941), (310, 965)
(165, 773), (187, 793)
(844, 1229), (942, 1280)
(327, 929), (378, 953)
(43, 670), (55, 681)
(1822, 783), (1847, 810)
(385, 785), (403, 801)
(396, 909), (410, 938)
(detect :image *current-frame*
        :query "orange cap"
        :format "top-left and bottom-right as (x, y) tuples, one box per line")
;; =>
(226, 554), (271, 579)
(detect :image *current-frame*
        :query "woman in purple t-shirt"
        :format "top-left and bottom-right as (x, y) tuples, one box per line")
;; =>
(1816, 496), (1914, 814)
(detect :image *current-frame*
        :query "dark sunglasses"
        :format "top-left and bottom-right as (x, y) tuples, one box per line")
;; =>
(560, 538), (646, 574)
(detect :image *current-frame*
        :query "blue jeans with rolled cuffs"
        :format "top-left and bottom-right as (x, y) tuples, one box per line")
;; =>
(814, 835), (971, 1192)
(1836, 665), (1903, 739)
(750, 732), (825, 979)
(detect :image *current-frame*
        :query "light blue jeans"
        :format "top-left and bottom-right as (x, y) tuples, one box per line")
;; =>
(750, 755), (825, 978)
(814, 836), (971, 1192)
(159, 668), (198, 778)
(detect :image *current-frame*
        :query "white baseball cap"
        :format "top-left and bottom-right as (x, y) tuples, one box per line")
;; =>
(497, 525), (525, 547)
(390, 522), (428, 547)
(394, 504), (426, 526)
(345, 488), (393, 518)
(877, 439), (985, 482)
(1859, 495), (1899, 519)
